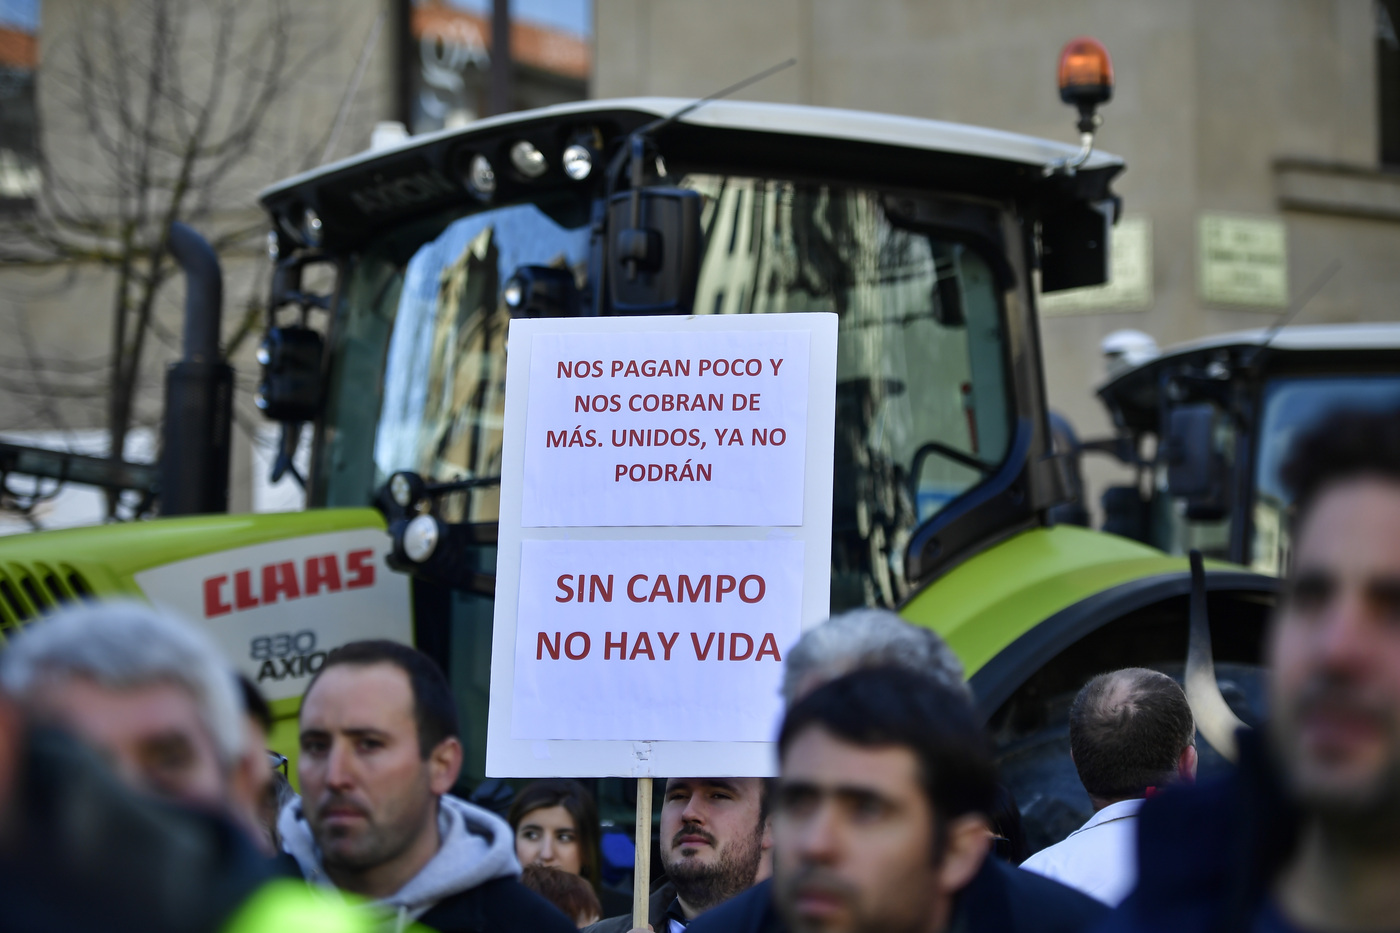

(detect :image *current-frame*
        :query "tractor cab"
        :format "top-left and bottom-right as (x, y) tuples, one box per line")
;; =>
(1096, 323), (1400, 573)
(258, 96), (1123, 612)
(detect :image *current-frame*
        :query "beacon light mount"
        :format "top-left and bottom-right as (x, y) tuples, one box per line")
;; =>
(1047, 37), (1114, 176)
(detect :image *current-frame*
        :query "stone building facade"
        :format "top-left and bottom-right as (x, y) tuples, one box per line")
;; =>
(594, 0), (1400, 509)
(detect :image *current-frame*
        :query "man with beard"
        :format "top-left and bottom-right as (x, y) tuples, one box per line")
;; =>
(1099, 407), (1400, 933)
(281, 640), (575, 932)
(587, 777), (770, 932)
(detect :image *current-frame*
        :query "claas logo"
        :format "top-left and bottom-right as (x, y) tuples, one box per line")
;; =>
(203, 550), (376, 618)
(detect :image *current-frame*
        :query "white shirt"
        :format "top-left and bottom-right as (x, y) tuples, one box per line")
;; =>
(1019, 797), (1143, 906)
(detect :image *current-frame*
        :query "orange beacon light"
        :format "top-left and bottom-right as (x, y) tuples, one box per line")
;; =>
(1058, 37), (1114, 132)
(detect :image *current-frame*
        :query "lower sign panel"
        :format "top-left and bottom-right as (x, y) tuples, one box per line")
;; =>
(511, 538), (804, 742)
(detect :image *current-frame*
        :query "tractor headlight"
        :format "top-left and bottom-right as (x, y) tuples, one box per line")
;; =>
(403, 514), (440, 563)
(302, 208), (323, 247)
(510, 140), (548, 178)
(467, 154), (496, 197)
(503, 275), (525, 310)
(562, 143), (593, 181)
(389, 472), (415, 508)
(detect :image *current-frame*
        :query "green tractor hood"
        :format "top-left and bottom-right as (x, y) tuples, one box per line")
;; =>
(901, 523), (1276, 717)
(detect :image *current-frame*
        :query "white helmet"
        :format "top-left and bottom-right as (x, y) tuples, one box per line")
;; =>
(1101, 329), (1159, 378)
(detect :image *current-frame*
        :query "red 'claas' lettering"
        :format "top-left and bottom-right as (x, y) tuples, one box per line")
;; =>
(203, 548), (376, 619)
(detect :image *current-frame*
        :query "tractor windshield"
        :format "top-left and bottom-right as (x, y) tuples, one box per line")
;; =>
(1251, 374), (1400, 573)
(321, 176), (1013, 610)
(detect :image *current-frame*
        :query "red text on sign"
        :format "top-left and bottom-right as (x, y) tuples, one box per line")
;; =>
(535, 630), (781, 662)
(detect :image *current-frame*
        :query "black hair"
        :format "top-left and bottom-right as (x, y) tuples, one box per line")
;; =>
(304, 640), (458, 758)
(778, 666), (996, 828)
(1280, 407), (1400, 527)
(238, 674), (272, 733)
(1069, 668), (1194, 801)
(508, 778), (603, 890)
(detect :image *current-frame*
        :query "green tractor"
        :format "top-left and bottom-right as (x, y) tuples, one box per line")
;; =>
(0, 48), (1276, 852)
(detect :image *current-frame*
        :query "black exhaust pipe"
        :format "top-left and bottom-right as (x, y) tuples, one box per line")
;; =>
(160, 222), (233, 516)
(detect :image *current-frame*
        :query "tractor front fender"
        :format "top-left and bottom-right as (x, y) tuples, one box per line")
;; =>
(899, 525), (1277, 716)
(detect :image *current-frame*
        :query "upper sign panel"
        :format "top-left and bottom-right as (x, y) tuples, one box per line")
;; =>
(521, 328), (812, 527)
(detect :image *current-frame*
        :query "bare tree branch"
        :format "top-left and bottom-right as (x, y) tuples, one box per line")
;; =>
(0, 0), (340, 520)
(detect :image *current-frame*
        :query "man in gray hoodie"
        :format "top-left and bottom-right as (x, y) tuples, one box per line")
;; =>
(280, 640), (575, 933)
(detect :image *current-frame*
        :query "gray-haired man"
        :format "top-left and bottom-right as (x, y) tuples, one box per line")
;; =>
(782, 607), (969, 705)
(0, 601), (255, 820)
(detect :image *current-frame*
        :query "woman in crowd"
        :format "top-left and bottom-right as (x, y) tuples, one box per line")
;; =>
(509, 778), (630, 919)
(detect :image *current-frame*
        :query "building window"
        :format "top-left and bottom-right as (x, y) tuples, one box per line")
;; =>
(0, 3), (40, 206)
(405, 0), (590, 133)
(1380, 0), (1400, 166)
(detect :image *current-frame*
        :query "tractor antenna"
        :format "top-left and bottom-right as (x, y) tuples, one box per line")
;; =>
(1257, 258), (1342, 351)
(613, 57), (797, 280)
(637, 57), (798, 138)
(609, 57), (799, 195)
(1245, 258), (1341, 376)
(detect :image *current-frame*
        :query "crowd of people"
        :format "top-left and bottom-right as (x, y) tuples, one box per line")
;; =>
(0, 408), (1393, 933)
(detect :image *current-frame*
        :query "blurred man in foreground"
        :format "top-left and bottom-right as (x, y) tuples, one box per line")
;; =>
(0, 601), (367, 933)
(0, 602), (264, 822)
(282, 639), (574, 932)
(1020, 668), (1196, 904)
(687, 668), (1106, 933)
(1103, 409), (1400, 932)
(592, 608), (943, 933)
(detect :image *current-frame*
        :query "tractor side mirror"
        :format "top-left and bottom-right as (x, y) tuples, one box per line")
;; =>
(255, 326), (324, 422)
(1040, 198), (1114, 292)
(1165, 403), (1228, 519)
(607, 187), (702, 315)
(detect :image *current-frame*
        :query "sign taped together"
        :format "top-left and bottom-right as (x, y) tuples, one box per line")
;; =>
(488, 313), (838, 778)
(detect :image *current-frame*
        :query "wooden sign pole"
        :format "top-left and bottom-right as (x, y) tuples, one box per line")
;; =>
(633, 777), (653, 930)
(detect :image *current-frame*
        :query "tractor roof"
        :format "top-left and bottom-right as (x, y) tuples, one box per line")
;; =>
(262, 97), (1122, 199)
(1099, 323), (1400, 432)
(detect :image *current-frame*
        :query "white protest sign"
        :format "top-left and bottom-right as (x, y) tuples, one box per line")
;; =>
(488, 313), (837, 778)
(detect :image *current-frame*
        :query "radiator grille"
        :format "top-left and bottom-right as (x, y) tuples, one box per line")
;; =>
(0, 563), (94, 635)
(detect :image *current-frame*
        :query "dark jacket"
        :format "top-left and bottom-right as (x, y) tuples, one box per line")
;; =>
(416, 876), (581, 933)
(1095, 729), (1301, 933)
(685, 858), (1108, 933)
(586, 880), (679, 933)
